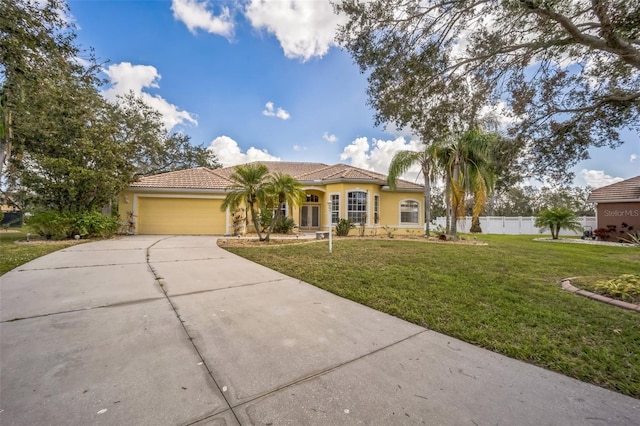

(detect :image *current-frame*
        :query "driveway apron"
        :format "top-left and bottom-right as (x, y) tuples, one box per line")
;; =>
(1, 235), (638, 425)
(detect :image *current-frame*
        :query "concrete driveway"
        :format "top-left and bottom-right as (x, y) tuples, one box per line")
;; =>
(1, 235), (638, 425)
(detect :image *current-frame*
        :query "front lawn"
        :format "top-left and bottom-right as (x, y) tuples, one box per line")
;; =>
(0, 229), (81, 275)
(225, 235), (640, 398)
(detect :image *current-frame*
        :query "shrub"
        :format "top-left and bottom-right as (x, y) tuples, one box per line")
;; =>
(27, 210), (118, 240)
(27, 211), (73, 240)
(596, 224), (637, 243)
(231, 208), (246, 236)
(594, 274), (640, 303)
(258, 209), (274, 233)
(433, 224), (448, 239)
(624, 231), (640, 247)
(71, 211), (118, 238)
(595, 224), (619, 241)
(273, 217), (296, 234)
(334, 218), (354, 236)
(381, 225), (396, 238)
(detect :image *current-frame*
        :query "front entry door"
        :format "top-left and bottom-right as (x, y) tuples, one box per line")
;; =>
(300, 205), (320, 230)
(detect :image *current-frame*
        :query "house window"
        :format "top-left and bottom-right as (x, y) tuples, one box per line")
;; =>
(400, 200), (419, 224)
(331, 194), (340, 224)
(347, 191), (367, 224)
(306, 194), (319, 202)
(279, 202), (287, 218)
(374, 195), (380, 224)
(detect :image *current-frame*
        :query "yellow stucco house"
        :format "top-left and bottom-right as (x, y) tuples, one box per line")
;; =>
(118, 162), (425, 235)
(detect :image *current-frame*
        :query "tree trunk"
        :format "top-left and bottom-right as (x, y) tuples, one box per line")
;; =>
(422, 163), (431, 237)
(445, 175), (451, 234)
(0, 109), (13, 180)
(264, 207), (278, 242)
(265, 195), (284, 242)
(450, 160), (460, 237)
(248, 202), (264, 241)
(470, 216), (482, 233)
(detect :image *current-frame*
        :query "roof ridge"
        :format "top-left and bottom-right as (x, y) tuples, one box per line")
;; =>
(336, 163), (388, 181)
(339, 162), (422, 186)
(203, 167), (231, 182)
(295, 163), (343, 179)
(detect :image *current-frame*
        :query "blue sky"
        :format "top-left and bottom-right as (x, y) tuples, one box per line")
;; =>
(67, 0), (638, 188)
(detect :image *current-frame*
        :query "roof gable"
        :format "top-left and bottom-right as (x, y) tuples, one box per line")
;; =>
(588, 175), (640, 202)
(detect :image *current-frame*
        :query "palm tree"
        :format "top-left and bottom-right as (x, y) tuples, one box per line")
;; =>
(263, 172), (306, 241)
(535, 207), (582, 239)
(387, 143), (439, 237)
(221, 163), (269, 241)
(439, 128), (497, 237)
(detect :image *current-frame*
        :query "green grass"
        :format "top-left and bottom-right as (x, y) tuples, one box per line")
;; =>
(0, 228), (80, 275)
(226, 235), (640, 398)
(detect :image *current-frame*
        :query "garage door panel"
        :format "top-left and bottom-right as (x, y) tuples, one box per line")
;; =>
(137, 198), (224, 235)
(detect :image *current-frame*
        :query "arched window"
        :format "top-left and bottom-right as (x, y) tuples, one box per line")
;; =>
(306, 194), (319, 202)
(347, 191), (367, 224)
(400, 200), (419, 224)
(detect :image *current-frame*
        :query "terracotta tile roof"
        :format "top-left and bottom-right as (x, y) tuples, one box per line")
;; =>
(129, 162), (424, 191)
(588, 176), (640, 202)
(215, 161), (329, 179)
(238, 161), (423, 189)
(130, 167), (230, 190)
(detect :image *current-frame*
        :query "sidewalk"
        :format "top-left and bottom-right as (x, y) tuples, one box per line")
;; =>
(1, 235), (638, 425)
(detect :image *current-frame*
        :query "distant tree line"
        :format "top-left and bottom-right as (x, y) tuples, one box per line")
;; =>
(427, 185), (595, 219)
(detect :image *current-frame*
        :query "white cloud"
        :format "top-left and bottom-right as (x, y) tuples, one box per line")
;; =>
(340, 136), (425, 182)
(579, 169), (624, 189)
(102, 62), (197, 131)
(630, 154), (637, 163)
(293, 145), (306, 152)
(245, 0), (347, 61)
(262, 102), (290, 120)
(171, 0), (234, 38)
(208, 135), (280, 167)
(322, 132), (337, 143)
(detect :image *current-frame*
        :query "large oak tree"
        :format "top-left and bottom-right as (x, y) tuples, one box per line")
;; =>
(2, 0), (218, 212)
(336, 0), (640, 181)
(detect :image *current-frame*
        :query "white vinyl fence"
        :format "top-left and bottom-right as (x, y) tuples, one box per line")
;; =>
(433, 216), (597, 236)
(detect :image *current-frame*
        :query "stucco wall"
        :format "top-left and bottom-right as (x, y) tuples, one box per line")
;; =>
(119, 184), (425, 236)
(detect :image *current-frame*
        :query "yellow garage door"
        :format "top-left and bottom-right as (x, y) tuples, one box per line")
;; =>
(137, 197), (225, 235)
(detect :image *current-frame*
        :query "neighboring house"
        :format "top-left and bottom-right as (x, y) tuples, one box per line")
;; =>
(118, 162), (425, 235)
(587, 175), (640, 237)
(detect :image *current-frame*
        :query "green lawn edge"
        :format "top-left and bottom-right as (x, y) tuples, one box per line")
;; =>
(226, 234), (640, 399)
(0, 229), (83, 275)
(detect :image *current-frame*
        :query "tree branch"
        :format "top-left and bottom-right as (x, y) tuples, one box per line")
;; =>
(520, 0), (640, 69)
